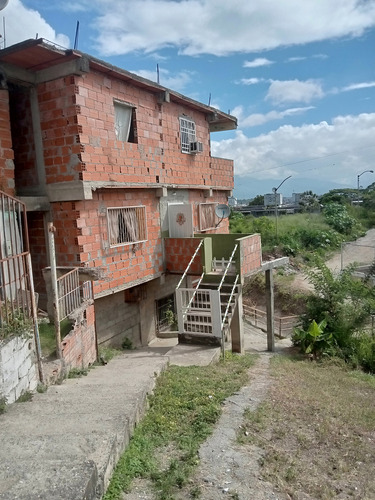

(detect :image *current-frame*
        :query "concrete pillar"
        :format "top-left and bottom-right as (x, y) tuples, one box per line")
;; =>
(139, 293), (154, 346)
(265, 269), (275, 352)
(231, 285), (244, 353)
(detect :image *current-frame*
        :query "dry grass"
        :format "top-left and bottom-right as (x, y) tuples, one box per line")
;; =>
(240, 355), (375, 499)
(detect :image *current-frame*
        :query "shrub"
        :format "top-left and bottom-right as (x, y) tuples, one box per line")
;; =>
(295, 258), (375, 368)
(323, 203), (359, 235)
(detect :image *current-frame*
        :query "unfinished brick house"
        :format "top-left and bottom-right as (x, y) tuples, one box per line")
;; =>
(0, 39), (263, 353)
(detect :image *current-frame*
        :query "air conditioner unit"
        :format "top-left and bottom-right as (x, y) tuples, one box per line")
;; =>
(189, 141), (203, 154)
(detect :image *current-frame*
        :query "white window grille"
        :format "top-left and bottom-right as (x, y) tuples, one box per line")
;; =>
(107, 206), (147, 247)
(199, 203), (217, 231)
(179, 117), (196, 153)
(114, 101), (136, 142)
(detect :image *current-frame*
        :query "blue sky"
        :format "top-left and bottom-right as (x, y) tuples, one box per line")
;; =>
(1, 0), (375, 199)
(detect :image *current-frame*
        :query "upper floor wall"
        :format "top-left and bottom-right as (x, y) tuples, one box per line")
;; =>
(0, 39), (237, 203)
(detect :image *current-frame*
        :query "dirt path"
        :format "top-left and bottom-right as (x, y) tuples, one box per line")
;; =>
(290, 228), (375, 292)
(173, 328), (292, 500)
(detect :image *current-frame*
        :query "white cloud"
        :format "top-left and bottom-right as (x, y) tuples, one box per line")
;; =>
(238, 107), (315, 127)
(266, 79), (324, 104)
(237, 78), (264, 86)
(211, 113), (375, 188)
(342, 81), (375, 91)
(1, 0), (69, 48)
(90, 0), (375, 56)
(286, 56), (307, 62)
(243, 58), (274, 68)
(132, 68), (193, 91)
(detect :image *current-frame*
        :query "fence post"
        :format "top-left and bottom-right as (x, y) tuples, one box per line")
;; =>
(265, 269), (275, 352)
(48, 222), (62, 358)
(26, 253), (44, 383)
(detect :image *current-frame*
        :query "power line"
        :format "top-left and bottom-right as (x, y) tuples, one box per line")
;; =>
(250, 144), (375, 175)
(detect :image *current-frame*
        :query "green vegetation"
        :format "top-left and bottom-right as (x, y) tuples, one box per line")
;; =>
(0, 306), (33, 340)
(67, 367), (89, 378)
(98, 346), (123, 363)
(121, 337), (135, 350)
(230, 195), (366, 257)
(292, 258), (375, 372)
(103, 353), (256, 500)
(38, 318), (72, 358)
(16, 391), (33, 403)
(240, 355), (375, 499)
(0, 395), (7, 414)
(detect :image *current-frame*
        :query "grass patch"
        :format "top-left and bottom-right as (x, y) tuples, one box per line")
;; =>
(240, 355), (375, 499)
(98, 346), (123, 364)
(103, 352), (256, 500)
(67, 367), (89, 378)
(16, 391), (33, 403)
(0, 395), (7, 414)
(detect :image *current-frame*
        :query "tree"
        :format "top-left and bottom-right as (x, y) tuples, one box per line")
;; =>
(298, 191), (320, 213)
(248, 194), (264, 206)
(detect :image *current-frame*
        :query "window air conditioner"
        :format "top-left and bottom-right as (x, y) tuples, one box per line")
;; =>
(189, 141), (203, 154)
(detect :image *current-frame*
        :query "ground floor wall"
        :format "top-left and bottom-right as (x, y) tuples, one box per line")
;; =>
(61, 303), (97, 370)
(95, 274), (181, 348)
(27, 211), (49, 310)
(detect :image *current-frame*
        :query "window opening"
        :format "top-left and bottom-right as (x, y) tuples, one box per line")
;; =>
(107, 206), (147, 247)
(179, 117), (196, 153)
(199, 203), (217, 231)
(114, 102), (137, 143)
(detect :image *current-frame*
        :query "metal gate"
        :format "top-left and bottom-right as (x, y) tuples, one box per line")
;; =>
(0, 190), (36, 339)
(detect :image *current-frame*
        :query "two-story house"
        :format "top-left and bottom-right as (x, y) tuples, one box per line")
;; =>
(0, 39), (262, 361)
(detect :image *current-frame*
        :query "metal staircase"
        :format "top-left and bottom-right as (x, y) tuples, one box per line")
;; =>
(175, 244), (240, 345)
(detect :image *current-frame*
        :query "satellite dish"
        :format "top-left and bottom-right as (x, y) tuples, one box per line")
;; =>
(215, 204), (230, 219)
(0, 0), (9, 11)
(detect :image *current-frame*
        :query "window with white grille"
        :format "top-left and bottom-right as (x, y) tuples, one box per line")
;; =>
(179, 117), (196, 153)
(199, 203), (217, 231)
(107, 206), (147, 247)
(114, 101), (137, 142)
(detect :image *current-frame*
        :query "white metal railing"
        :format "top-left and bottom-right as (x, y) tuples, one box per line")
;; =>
(218, 244), (238, 292)
(57, 268), (92, 321)
(176, 239), (204, 289)
(185, 271), (205, 316)
(221, 275), (239, 330)
(212, 257), (236, 273)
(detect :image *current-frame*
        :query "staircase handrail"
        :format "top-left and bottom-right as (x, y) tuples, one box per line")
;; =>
(221, 274), (239, 330)
(184, 271), (205, 319)
(218, 243), (238, 292)
(176, 239), (204, 289)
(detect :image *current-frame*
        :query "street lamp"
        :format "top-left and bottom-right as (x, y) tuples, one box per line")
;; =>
(357, 170), (373, 205)
(272, 175), (292, 242)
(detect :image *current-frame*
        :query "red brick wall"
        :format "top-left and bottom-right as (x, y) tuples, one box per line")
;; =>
(61, 303), (97, 369)
(165, 237), (203, 274)
(239, 234), (262, 276)
(50, 189), (163, 296)
(8, 87), (38, 191)
(37, 76), (83, 185)
(0, 89), (15, 195)
(68, 70), (234, 189)
(27, 211), (48, 308)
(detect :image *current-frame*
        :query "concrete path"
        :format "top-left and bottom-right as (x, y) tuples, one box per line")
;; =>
(0, 339), (221, 500)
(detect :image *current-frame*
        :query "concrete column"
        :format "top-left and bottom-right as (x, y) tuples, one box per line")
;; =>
(231, 286), (244, 353)
(265, 269), (275, 352)
(139, 293), (154, 346)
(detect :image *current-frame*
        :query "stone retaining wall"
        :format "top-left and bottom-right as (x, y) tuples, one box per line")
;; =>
(0, 335), (38, 404)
